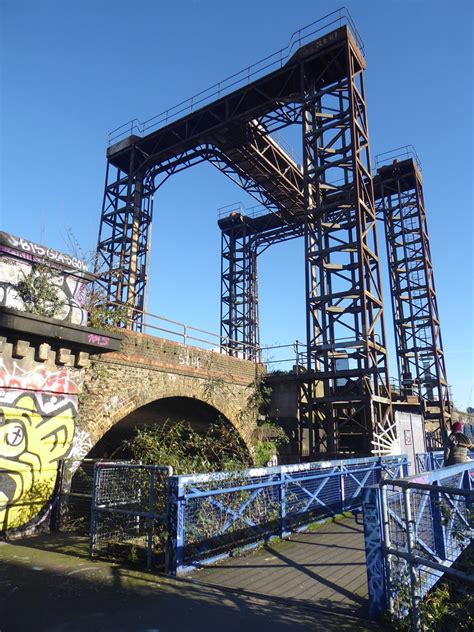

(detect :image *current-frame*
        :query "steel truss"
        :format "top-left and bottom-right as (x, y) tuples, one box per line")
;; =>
(96, 20), (392, 456)
(220, 215), (259, 358)
(377, 159), (451, 446)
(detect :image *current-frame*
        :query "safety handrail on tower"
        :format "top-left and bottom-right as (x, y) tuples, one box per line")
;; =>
(108, 8), (364, 145)
(375, 145), (422, 171)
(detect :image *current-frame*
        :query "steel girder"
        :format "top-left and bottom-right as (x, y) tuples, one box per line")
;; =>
(96, 26), (349, 326)
(95, 146), (211, 328)
(378, 159), (451, 447)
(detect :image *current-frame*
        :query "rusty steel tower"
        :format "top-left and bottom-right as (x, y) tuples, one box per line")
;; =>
(376, 149), (451, 447)
(95, 9), (395, 456)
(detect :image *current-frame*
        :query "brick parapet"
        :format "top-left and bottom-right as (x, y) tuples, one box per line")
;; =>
(103, 330), (261, 385)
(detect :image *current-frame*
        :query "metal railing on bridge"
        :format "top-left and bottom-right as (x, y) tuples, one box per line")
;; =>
(105, 300), (261, 359)
(416, 450), (474, 473)
(166, 455), (408, 576)
(363, 462), (473, 629)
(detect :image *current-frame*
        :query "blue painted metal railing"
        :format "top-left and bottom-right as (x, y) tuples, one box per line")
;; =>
(415, 451), (445, 473)
(416, 450), (474, 473)
(363, 463), (473, 629)
(166, 454), (408, 576)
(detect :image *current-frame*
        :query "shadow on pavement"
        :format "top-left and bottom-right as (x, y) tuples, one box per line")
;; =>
(0, 538), (381, 632)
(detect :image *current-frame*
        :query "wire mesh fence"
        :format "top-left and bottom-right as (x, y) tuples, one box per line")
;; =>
(90, 463), (172, 568)
(166, 455), (408, 575)
(54, 458), (99, 533)
(363, 462), (473, 629)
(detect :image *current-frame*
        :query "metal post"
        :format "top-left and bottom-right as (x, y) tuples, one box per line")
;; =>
(362, 485), (388, 619)
(147, 469), (155, 570)
(340, 465), (346, 513)
(380, 484), (394, 614)
(89, 463), (101, 558)
(166, 476), (184, 576)
(402, 488), (420, 630)
(279, 470), (287, 538)
(430, 480), (446, 560)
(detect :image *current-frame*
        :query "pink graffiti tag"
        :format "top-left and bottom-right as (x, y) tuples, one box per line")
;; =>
(87, 334), (110, 347)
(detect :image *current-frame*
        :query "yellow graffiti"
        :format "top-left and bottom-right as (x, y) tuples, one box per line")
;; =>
(0, 394), (75, 530)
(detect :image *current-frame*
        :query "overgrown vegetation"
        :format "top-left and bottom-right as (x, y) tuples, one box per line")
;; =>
(123, 418), (252, 475)
(16, 263), (65, 318)
(253, 421), (288, 467)
(244, 377), (288, 467)
(85, 286), (128, 331)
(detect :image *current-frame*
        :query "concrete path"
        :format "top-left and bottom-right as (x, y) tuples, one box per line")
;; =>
(188, 515), (372, 620)
(0, 516), (381, 632)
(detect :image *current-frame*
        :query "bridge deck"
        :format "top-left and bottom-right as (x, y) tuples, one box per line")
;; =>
(188, 515), (374, 621)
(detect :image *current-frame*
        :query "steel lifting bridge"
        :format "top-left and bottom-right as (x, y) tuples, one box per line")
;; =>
(95, 9), (451, 459)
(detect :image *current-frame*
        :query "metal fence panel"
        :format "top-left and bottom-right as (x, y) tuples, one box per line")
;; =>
(55, 458), (100, 533)
(90, 463), (172, 568)
(416, 450), (474, 473)
(166, 455), (409, 575)
(363, 462), (473, 628)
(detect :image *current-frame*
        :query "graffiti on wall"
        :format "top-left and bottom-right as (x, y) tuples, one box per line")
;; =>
(0, 231), (90, 326)
(0, 361), (81, 395)
(0, 232), (88, 272)
(0, 347), (90, 531)
(0, 390), (76, 530)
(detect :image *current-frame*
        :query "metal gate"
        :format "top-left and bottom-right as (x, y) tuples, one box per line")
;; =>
(89, 462), (172, 568)
(55, 458), (100, 532)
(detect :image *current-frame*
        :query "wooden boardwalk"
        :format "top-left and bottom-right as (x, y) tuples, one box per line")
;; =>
(188, 515), (376, 622)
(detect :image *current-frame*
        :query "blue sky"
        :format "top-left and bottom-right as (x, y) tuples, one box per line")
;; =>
(1, 0), (473, 409)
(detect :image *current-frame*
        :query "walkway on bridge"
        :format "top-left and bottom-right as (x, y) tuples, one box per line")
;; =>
(0, 516), (381, 631)
(188, 514), (378, 623)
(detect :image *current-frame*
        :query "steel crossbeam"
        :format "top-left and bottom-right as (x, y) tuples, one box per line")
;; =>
(296, 471), (334, 513)
(188, 485), (261, 533)
(345, 466), (375, 497)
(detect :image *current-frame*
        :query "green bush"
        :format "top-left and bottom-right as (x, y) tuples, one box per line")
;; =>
(16, 263), (65, 318)
(122, 418), (252, 475)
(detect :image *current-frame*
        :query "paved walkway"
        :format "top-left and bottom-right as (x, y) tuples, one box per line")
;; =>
(189, 514), (372, 620)
(0, 516), (381, 631)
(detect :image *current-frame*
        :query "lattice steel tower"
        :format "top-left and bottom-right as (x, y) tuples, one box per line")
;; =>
(376, 152), (451, 447)
(95, 10), (393, 456)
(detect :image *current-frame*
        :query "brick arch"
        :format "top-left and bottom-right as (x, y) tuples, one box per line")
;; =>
(78, 367), (256, 453)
